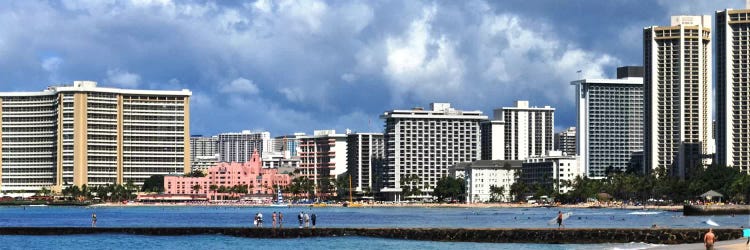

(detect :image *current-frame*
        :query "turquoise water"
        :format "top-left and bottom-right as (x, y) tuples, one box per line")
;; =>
(0, 206), (746, 249)
(0, 206), (746, 228)
(0, 234), (659, 250)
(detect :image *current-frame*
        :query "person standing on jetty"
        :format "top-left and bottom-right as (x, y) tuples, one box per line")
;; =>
(556, 211), (563, 229)
(704, 228), (716, 250)
(311, 213), (317, 229)
(298, 212), (303, 228)
(257, 212), (263, 227)
(304, 212), (310, 228)
(272, 212), (277, 228)
(91, 213), (97, 228)
(279, 212), (284, 228)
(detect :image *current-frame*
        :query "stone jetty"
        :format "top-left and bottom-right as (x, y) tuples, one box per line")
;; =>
(0, 227), (743, 245)
(683, 205), (750, 216)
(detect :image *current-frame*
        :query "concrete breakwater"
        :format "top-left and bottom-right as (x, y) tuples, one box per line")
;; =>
(0, 227), (743, 245)
(683, 204), (750, 216)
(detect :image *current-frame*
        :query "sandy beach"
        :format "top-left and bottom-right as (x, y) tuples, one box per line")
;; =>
(651, 238), (750, 250)
(91, 201), (683, 211)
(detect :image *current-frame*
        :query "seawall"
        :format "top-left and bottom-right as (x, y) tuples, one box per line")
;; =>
(0, 227), (743, 245)
(683, 205), (750, 216)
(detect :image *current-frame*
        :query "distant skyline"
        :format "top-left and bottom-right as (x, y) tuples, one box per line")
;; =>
(0, 0), (737, 136)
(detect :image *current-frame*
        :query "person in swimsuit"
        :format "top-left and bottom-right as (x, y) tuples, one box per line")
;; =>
(704, 228), (716, 250)
(279, 212), (283, 228)
(272, 212), (277, 228)
(91, 213), (97, 227)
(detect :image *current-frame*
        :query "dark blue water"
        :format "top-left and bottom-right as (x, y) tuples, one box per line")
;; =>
(0, 206), (747, 229)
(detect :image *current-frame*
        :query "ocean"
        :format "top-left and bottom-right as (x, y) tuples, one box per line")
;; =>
(0, 206), (746, 249)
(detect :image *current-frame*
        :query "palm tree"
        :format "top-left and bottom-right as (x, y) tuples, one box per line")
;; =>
(192, 184), (202, 195)
(209, 185), (218, 201)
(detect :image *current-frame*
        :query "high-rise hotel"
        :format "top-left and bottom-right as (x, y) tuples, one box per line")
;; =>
(717, 5), (750, 174)
(572, 66), (644, 178)
(481, 101), (554, 161)
(379, 103), (486, 201)
(0, 81), (191, 193)
(644, 16), (712, 179)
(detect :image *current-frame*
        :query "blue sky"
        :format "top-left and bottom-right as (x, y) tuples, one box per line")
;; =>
(0, 0), (737, 136)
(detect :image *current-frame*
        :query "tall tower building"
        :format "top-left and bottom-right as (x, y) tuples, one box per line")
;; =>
(480, 101), (554, 161)
(717, 6), (750, 174)
(0, 81), (191, 193)
(554, 127), (577, 156)
(644, 16), (712, 179)
(572, 67), (644, 178)
(297, 130), (348, 197)
(346, 133), (384, 194)
(217, 131), (268, 163)
(379, 103), (486, 201)
(190, 135), (218, 173)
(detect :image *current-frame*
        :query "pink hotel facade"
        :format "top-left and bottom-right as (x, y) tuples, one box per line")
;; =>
(164, 150), (291, 198)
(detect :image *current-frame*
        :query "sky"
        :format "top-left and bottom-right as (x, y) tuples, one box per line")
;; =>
(0, 0), (739, 136)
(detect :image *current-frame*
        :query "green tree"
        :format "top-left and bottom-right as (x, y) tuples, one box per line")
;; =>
(141, 175), (165, 193)
(184, 171), (206, 177)
(433, 176), (466, 202)
(209, 184), (218, 200)
(192, 184), (202, 194)
(400, 175), (422, 199)
(489, 185), (505, 202)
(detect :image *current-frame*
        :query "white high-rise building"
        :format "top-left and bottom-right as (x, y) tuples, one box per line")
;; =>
(572, 67), (644, 178)
(717, 6), (750, 174)
(217, 130), (269, 163)
(554, 127), (577, 157)
(190, 135), (218, 173)
(481, 101), (554, 161)
(297, 130), (348, 196)
(379, 103), (486, 201)
(0, 81), (191, 193)
(644, 16), (713, 179)
(346, 133), (384, 194)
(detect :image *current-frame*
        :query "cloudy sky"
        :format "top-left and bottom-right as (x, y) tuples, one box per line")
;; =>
(0, 0), (737, 136)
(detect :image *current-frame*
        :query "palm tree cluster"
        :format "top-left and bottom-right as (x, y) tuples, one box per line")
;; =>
(61, 181), (138, 202)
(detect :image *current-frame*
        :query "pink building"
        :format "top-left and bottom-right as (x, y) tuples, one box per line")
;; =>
(164, 150), (291, 200)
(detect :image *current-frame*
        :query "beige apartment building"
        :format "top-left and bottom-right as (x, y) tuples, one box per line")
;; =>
(0, 81), (191, 194)
(717, 6), (750, 174)
(644, 16), (713, 179)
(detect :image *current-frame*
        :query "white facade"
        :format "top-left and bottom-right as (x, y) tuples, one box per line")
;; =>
(261, 151), (300, 169)
(481, 100), (554, 161)
(644, 16), (713, 179)
(455, 160), (522, 203)
(572, 77), (644, 178)
(522, 151), (582, 194)
(717, 7), (750, 174)
(554, 127), (577, 157)
(190, 136), (218, 173)
(297, 130), (348, 192)
(379, 103), (486, 201)
(217, 130), (268, 162)
(0, 81), (191, 192)
(346, 133), (384, 193)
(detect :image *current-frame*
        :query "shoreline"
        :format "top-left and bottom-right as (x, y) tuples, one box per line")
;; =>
(87, 201), (683, 211)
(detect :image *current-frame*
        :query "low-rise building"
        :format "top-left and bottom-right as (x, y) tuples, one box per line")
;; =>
(452, 160), (522, 203)
(521, 151), (581, 194)
(164, 150), (290, 199)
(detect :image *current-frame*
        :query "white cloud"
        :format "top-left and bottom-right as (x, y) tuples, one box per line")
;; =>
(656, 0), (738, 16)
(279, 87), (305, 103)
(382, 6), (465, 103)
(105, 69), (141, 88)
(341, 73), (357, 83)
(221, 77), (259, 95)
(41, 57), (62, 72)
